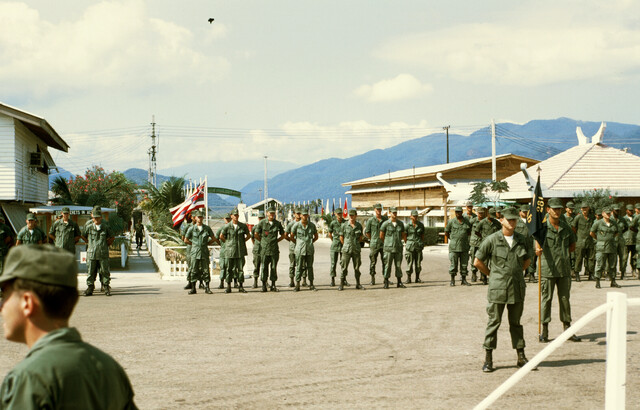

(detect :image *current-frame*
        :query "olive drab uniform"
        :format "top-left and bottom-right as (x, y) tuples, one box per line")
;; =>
(221, 221), (250, 284)
(629, 212), (640, 275)
(84, 222), (114, 288)
(0, 328), (137, 409)
(572, 213), (595, 279)
(564, 212), (576, 274)
(49, 219), (81, 255)
(251, 225), (262, 280)
(445, 217), (472, 283)
(285, 219), (304, 282)
(340, 219), (363, 285)
(16, 226), (45, 245)
(254, 218), (285, 283)
(613, 214), (629, 277)
(365, 214), (387, 280)
(185, 224), (215, 284)
(514, 217), (535, 280)
(291, 221), (317, 283)
(379, 219), (404, 281)
(622, 211), (636, 276)
(134, 222), (144, 249)
(216, 224), (228, 285)
(591, 218), (619, 286)
(469, 215), (483, 281)
(540, 218), (577, 326)
(180, 220), (194, 282)
(404, 220), (425, 281)
(328, 218), (343, 280)
(475, 230), (529, 351)
(474, 217), (501, 283)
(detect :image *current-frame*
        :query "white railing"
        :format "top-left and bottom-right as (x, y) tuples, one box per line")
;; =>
(475, 292), (640, 410)
(145, 231), (220, 280)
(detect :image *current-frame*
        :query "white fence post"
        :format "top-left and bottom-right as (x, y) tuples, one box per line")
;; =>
(605, 292), (627, 410)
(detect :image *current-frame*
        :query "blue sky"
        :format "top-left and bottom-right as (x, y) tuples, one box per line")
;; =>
(1, 0), (639, 174)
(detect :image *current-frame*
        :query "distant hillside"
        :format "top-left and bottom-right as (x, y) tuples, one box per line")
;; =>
(239, 118), (640, 205)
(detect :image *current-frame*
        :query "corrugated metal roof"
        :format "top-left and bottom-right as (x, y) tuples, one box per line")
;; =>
(502, 143), (640, 199)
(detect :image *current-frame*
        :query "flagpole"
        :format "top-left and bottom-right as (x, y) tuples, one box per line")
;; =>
(537, 167), (542, 341)
(204, 176), (208, 224)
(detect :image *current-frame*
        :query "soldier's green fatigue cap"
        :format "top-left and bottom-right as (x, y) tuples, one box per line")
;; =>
(302, 207), (310, 215)
(566, 201), (575, 208)
(635, 203), (640, 209)
(502, 207), (519, 219)
(454, 206), (463, 212)
(26, 213), (36, 221)
(333, 209), (341, 215)
(0, 245), (77, 288)
(595, 208), (602, 214)
(411, 210), (419, 216)
(520, 204), (530, 212)
(348, 209), (357, 216)
(547, 197), (564, 208)
(231, 208), (239, 215)
(258, 210), (265, 218)
(374, 203), (382, 209)
(495, 206), (503, 212)
(266, 206), (275, 213)
(91, 208), (102, 218)
(61, 206), (71, 213)
(581, 202), (590, 208)
(602, 206), (612, 213)
(488, 207), (496, 216)
(626, 204), (634, 211)
(465, 201), (473, 206)
(477, 206), (487, 211)
(224, 212), (231, 219)
(389, 207), (398, 212)
(612, 204), (620, 210)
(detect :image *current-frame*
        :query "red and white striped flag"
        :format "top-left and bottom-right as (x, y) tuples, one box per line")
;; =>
(342, 198), (348, 218)
(170, 182), (206, 226)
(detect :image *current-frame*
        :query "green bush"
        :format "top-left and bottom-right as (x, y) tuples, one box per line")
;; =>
(424, 227), (444, 246)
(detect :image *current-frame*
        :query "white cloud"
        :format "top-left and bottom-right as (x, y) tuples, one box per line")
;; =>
(0, 1), (230, 98)
(374, 3), (640, 86)
(354, 74), (433, 102)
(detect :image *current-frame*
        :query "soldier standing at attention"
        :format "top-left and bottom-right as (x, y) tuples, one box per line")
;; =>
(253, 207), (285, 292)
(379, 207), (406, 289)
(365, 203), (387, 285)
(0, 246), (137, 409)
(515, 205), (535, 283)
(0, 215), (13, 272)
(612, 204), (629, 279)
(536, 198), (581, 343)
(464, 201), (477, 224)
(216, 214), (231, 289)
(82, 208), (114, 296)
(623, 204), (637, 278)
(627, 203), (640, 280)
(339, 209), (365, 290)
(251, 210), (265, 288)
(327, 209), (344, 287)
(594, 208), (602, 220)
(180, 212), (195, 290)
(219, 209), (251, 293)
(590, 207), (621, 289)
(285, 208), (302, 287)
(48, 207), (81, 255)
(564, 201), (576, 279)
(474, 207), (502, 285)
(474, 207), (532, 373)
(291, 208), (318, 291)
(572, 203), (595, 281)
(184, 210), (216, 295)
(16, 214), (45, 245)
(404, 210), (425, 284)
(445, 206), (473, 287)
(469, 207), (486, 282)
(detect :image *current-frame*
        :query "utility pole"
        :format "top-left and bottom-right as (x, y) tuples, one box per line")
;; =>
(263, 156), (268, 201)
(443, 125), (450, 164)
(491, 119), (496, 181)
(148, 116), (158, 187)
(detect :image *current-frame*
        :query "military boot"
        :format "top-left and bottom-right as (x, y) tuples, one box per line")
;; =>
(271, 281), (279, 292)
(233, 279), (238, 288)
(415, 273), (422, 283)
(338, 278), (344, 291)
(330, 277), (336, 287)
(294, 281), (301, 292)
(218, 281), (225, 289)
(252, 277), (258, 288)
(344, 279), (351, 287)
(450, 275), (455, 286)
(383, 278), (389, 289)
(575, 271), (581, 282)
(461, 276), (471, 286)
(302, 277), (308, 287)
(199, 280), (205, 290)
(620, 271), (625, 280)
(84, 285), (94, 296)
(261, 280), (268, 292)
(188, 282), (197, 295)
(184, 282), (191, 290)
(482, 274), (488, 285)
(355, 276), (364, 290)
(563, 322), (581, 342)
(370, 275), (376, 285)
(238, 284), (247, 293)
(225, 281), (232, 294)
(397, 279), (406, 288)
(205, 282), (213, 294)
(289, 278), (295, 288)
(482, 350), (494, 373)
(309, 280), (316, 291)
(595, 278), (601, 288)
(516, 348), (529, 368)
(104, 285), (111, 297)
(540, 323), (549, 343)
(406, 274), (412, 284)
(471, 272), (477, 282)
(610, 273), (621, 288)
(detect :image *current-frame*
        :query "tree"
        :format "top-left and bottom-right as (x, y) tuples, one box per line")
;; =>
(50, 176), (73, 205)
(468, 181), (510, 207)
(572, 188), (617, 213)
(138, 177), (186, 232)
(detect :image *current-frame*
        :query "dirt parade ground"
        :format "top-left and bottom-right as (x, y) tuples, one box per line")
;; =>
(2, 239), (640, 409)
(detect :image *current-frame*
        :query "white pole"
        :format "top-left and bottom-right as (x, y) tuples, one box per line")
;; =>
(264, 156), (268, 201)
(491, 119), (496, 182)
(605, 292), (627, 410)
(204, 175), (208, 224)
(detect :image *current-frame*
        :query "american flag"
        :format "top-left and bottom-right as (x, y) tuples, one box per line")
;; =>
(170, 182), (206, 226)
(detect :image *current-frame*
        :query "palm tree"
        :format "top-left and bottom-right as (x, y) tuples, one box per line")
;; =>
(142, 177), (187, 232)
(50, 176), (74, 205)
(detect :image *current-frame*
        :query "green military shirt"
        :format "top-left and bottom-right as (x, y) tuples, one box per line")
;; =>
(251, 226), (261, 255)
(590, 219), (618, 254)
(572, 213), (595, 249)
(564, 213), (575, 227)
(612, 215), (628, 245)
(285, 220), (297, 253)
(291, 221), (317, 256)
(328, 219), (344, 252)
(186, 224), (215, 260)
(405, 220), (425, 252)
(540, 218), (576, 278)
(83, 223), (113, 260)
(514, 218), (534, 258)
(220, 222), (250, 259)
(464, 212), (477, 225)
(16, 226), (45, 245)
(0, 327), (136, 410)
(0, 223), (13, 256)
(476, 217), (501, 245)
(630, 214), (640, 243)
(623, 215), (635, 245)
(365, 215), (387, 250)
(49, 219), (81, 254)
(215, 226), (226, 256)
(475, 231), (530, 304)
(341, 220), (363, 255)
(379, 219), (404, 253)
(254, 218), (284, 256)
(445, 217), (472, 252)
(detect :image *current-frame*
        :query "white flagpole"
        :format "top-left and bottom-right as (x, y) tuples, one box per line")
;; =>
(204, 175), (208, 223)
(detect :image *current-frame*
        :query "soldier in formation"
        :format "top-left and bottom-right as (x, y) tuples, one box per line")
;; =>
(339, 209), (365, 290)
(365, 203), (387, 285)
(251, 210), (265, 288)
(219, 209), (251, 293)
(404, 210), (425, 283)
(216, 213), (231, 289)
(628, 203), (640, 279)
(285, 208), (303, 287)
(622, 204), (637, 278)
(254, 207), (285, 292)
(290, 208), (318, 291)
(474, 207), (501, 285)
(48, 207), (81, 255)
(445, 206), (472, 286)
(184, 210), (216, 294)
(469, 206), (485, 283)
(379, 207), (406, 289)
(16, 214), (45, 245)
(517, 204), (537, 282)
(590, 207), (621, 289)
(83, 208), (114, 296)
(612, 204), (629, 279)
(328, 209), (344, 287)
(572, 202), (595, 281)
